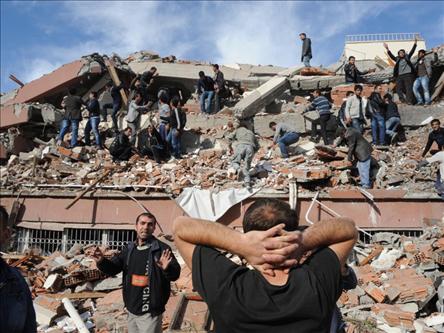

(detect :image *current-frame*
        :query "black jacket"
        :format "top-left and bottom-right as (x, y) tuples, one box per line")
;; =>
(385, 101), (400, 120)
(422, 127), (444, 157)
(170, 107), (187, 131)
(109, 132), (131, 156)
(198, 76), (215, 92)
(366, 92), (386, 118)
(388, 44), (416, 78)
(138, 127), (165, 151)
(344, 63), (369, 83)
(345, 127), (372, 162)
(301, 38), (312, 61)
(63, 94), (85, 120)
(87, 98), (101, 117)
(97, 238), (180, 316)
(111, 83), (124, 106)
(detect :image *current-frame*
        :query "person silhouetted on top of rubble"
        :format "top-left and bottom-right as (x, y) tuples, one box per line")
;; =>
(269, 121), (300, 158)
(173, 198), (358, 333)
(413, 48), (438, 105)
(345, 85), (366, 134)
(226, 120), (260, 188)
(299, 32), (312, 67)
(384, 93), (401, 145)
(158, 94), (171, 142)
(92, 212), (181, 333)
(383, 36), (417, 105)
(213, 64), (228, 112)
(422, 119), (444, 157)
(57, 88), (87, 148)
(197, 71), (215, 114)
(417, 150), (444, 199)
(129, 77), (149, 104)
(335, 126), (373, 189)
(305, 89), (333, 145)
(167, 96), (187, 159)
(0, 206), (37, 333)
(126, 93), (151, 145)
(140, 67), (159, 106)
(102, 81), (124, 133)
(344, 56), (376, 83)
(109, 127), (133, 162)
(366, 85), (387, 146)
(138, 124), (169, 163)
(84, 91), (103, 149)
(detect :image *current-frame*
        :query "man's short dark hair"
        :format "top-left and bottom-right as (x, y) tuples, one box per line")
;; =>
(106, 81), (113, 88)
(398, 49), (406, 55)
(373, 84), (381, 90)
(159, 94), (168, 104)
(269, 121), (277, 129)
(171, 96), (180, 108)
(133, 92), (142, 100)
(150, 66), (157, 72)
(243, 199), (297, 233)
(68, 88), (77, 95)
(384, 93), (393, 100)
(198, 71), (205, 77)
(136, 212), (157, 225)
(299, 33), (306, 37)
(90, 91), (97, 98)
(348, 56), (355, 61)
(431, 119), (440, 125)
(354, 84), (363, 92)
(213, 64), (219, 70)
(124, 126), (132, 132)
(346, 91), (354, 97)
(314, 89), (321, 95)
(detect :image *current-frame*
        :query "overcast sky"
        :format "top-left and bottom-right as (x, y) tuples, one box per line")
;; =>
(1, 1), (443, 93)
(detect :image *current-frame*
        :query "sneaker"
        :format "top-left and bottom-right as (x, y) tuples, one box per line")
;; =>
(167, 157), (176, 163)
(390, 132), (398, 145)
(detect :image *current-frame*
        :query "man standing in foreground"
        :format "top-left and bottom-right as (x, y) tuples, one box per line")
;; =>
(299, 33), (312, 67)
(173, 198), (357, 333)
(93, 212), (181, 333)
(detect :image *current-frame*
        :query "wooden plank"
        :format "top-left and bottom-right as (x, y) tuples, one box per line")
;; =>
(104, 59), (128, 106)
(45, 292), (107, 299)
(431, 72), (444, 101)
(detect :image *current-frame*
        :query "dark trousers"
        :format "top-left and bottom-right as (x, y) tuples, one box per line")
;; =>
(102, 102), (122, 130)
(311, 113), (331, 144)
(140, 146), (167, 163)
(396, 73), (415, 104)
(112, 147), (132, 161)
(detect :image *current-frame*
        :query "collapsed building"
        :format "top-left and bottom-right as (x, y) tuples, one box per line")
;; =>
(1, 33), (444, 332)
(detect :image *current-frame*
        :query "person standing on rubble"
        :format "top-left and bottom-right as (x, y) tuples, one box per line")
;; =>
(335, 127), (373, 189)
(213, 64), (227, 113)
(417, 150), (444, 198)
(344, 56), (376, 83)
(0, 206), (37, 333)
(167, 96), (187, 159)
(413, 48), (438, 105)
(127, 93), (150, 145)
(158, 94), (171, 142)
(140, 67), (158, 106)
(92, 212), (181, 333)
(422, 119), (444, 157)
(197, 71), (215, 114)
(367, 85), (387, 146)
(269, 121), (300, 158)
(384, 93), (401, 145)
(226, 120), (260, 188)
(173, 198), (358, 333)
(299, 32), (312, 67)
(57, 88), (86, 148)
(84, 91), (103, 149)
(383, 36), (417, 105)
(345, 84), (366, 133)
(102, 81), (124, 133)
(305, 89), (333, 145)
(109, 127), (134, 162)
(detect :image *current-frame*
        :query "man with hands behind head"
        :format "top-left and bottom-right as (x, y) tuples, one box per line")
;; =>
(173, 198), (358, 333)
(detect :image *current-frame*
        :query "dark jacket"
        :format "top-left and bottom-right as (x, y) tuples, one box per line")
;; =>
(0, 258), (36, 333)
(387, 44), (417, 78)
(214, 71), (226, 92)
(385, 101), (400, 120)
(97, 238), (180, 316)
(337, 101), (347, 128)
(422, 127), (444, 157)
(138, 127), (165, 151)
(197, 76), (215, 93)
(87, 98), (101, 117)
(109, 132), (131, 156)
(344, 63), (369, 83)
(366, 92), (386, 118)
(170, 107), (187, 131)
(301, 38), (312, 61)
(63, 94), (85, 120)
(413, 53), (438, 78)
(111, 83), (124, 106)
(345, 127), (372, 162)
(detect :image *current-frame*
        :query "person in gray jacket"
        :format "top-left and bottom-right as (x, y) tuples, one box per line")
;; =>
(413, 48), (438, 105)
(345, 85), (365, 133)
(126, 93), (150, 144)
(226, 121), (260, 187)
(269, 121), (300, 158)
(299, 33), (312, 67)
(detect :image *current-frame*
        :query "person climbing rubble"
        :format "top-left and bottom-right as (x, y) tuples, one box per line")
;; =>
(269, 121), (300, 158)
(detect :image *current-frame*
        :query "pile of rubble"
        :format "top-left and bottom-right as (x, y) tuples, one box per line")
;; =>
(341, 221), (444, 332)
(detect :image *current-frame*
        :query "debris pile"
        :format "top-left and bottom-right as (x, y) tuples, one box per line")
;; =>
(341, 221), (444, 332)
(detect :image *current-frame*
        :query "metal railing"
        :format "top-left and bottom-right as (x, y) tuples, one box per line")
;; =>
(346, 33), (423, 43)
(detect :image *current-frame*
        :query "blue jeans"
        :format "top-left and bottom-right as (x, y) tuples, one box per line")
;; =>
(351, 118), (363, 134)
(102, 102), (121, 129)
(385, 117), (401, 137)
(58, 119), (79, 147)
(302, 55), (311, 67)
(371, 113), (386, 145)
(84, 116), (101, 147)
(413, 76), (431, 104)
(200, 91), (214, 114)
(357, 157), (371, 188)
(278, 132), (300, 158)
(159, 123), (168, 142)
(167, 128), (182, 158)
